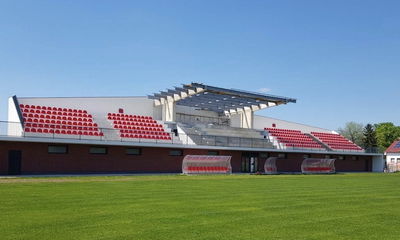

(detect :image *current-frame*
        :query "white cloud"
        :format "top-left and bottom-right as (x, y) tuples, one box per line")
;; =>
(257, 87), (271, 93)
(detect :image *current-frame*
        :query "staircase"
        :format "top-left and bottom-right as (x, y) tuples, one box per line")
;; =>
(305, 133), (332, 151)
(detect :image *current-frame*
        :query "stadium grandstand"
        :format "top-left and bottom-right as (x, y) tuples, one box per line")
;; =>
(0, 82), (383, 175)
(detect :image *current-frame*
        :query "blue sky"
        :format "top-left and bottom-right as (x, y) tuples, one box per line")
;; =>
(0, 0), (399, 130)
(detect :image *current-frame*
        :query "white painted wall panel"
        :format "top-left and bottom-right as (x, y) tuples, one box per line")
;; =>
(7, 97), (23, 136)
(18, 96), (155, 116)
(253, 115), (332, 133)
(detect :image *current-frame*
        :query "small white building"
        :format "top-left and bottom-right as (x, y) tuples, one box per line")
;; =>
(385, 140), (400, 172)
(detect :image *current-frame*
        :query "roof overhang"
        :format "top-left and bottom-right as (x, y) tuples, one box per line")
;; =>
(385, 140), (400, 154)
(148, 82), (296, 114)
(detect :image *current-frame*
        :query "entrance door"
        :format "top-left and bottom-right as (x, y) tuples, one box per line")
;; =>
(8, 150), (22, 175)
(241, 152), (259, 173)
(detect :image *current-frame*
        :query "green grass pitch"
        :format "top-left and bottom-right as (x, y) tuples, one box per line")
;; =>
(0, 173), (399, 240)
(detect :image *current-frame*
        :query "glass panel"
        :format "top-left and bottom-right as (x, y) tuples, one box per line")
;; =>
(89, 147), (107, 154)
(126, 148), (141, 155)
(48, 145), (68, 154)
(169, 149), (183, 156)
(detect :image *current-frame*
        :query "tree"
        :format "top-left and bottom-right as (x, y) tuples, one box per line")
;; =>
(375, 122), (400, 152)
(362, 123), (377, 151)
(337, 122), (364, 146)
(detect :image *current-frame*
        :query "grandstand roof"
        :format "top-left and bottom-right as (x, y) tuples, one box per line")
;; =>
(148, 82), (296, 113)
(386, 140), (400, 153)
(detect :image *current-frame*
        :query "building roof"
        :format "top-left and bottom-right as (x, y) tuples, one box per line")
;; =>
(385, 140), (400, 153)
(148, 82), (296, 114)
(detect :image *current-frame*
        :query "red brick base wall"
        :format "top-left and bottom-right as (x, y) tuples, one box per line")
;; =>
(0, 141), (373, 174)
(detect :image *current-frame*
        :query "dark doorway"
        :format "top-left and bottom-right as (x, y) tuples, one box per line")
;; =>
(365, 159), (371, 172)
(241, 152), (259, 173)
(8, 150), (22, 175)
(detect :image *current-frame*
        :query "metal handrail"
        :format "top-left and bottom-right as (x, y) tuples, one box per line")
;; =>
(0, 120), (381, 153)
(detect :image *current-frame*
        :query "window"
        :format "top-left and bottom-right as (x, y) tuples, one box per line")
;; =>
(207, 151), (219, 156)
(397, 158), (400, 163)
(126, 148), (141, 155)
(89, 146), (107, 155)
(169, 149), (183, 156)
(325, 155), (331, 159)
(278, 153), (286, 158)
(351, 156), (359, 161)
(259, 152), (269, 158)
(303, 154), (310, 159)
(48, 145), (68, 154)
(338, 156), (345, 160)
(391, 158), (395, 163)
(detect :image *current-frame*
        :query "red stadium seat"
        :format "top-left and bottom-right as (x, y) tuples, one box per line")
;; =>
(266, 128), (324, 150)
(21, 105), (101, 136)
(311, 131), (363, 151)
(107, 112), (169, 141)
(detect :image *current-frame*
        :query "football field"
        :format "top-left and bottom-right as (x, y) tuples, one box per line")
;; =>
(0, 173), (399, 240)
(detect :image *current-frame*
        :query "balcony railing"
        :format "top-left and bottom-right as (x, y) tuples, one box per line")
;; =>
(0, 121), (381, 154)
(176, 113), (230, 126)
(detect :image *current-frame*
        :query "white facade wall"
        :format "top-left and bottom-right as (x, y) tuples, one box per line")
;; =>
(13, 96), (343, 137)
(161, 99), (176, 122)
(17, 96), (157, 129)
(372, 155), (385, 172)
(19, 96), (155, 119)
(386, 153), (400, 164)
(230, 114), (241, 128)
(253, 115), (333, 133)
(229, 110), (253, 129)
(18, 96), (155, 117)
(7, 97), (23, 136)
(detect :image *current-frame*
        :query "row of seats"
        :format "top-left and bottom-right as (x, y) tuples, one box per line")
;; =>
(120, 129), (170, 136)
(270, 134), (313, 140)
(21, 104), (103, 137)
(266, 128), (302, 134)
(315, 138), (354, 143)
(311, 132), (363, 150)
(112, 120), (162, 128)
(20, 104), (88, 113)
(24, 119), (97, 127)
(25, 123), (98, 131)
(326, 145), (361, 150)
(108, 116), (156, 123)
(185, 166), (229, 172)
(280, 139), (321, 145)
(108, 112), (171, 141)
(120, 134), (172, 140)
(285, 143), (323, 148)
(24, 117), (93, 124)
(108, 113), (153, 119)
(114, 125), (164, 132)
(25, 128), (103, 136)
(21, 111), (92, 119)
(114, 124), (163, 131)
(21, 108), (92, 118)
(265, 127), (324, 149)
